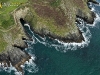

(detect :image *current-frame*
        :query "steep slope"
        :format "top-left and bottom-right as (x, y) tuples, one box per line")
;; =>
(23, 0), (95, 43)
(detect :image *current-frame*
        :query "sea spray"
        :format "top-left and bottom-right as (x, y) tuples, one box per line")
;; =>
(24, 56), (39, 73)
(0, 62), (22, 75)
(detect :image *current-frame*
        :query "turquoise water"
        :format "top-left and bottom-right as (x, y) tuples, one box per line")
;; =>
(1, 1), (100, 75)
(33, 25), (100, 75)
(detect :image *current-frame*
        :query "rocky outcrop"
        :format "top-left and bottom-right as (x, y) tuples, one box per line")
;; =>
(76, 9), (96, 24)
(87, 0), (99, 4)
(0, 46), (31, 72)
(76, 0), (98, 24)
(0, 5), (32, 73)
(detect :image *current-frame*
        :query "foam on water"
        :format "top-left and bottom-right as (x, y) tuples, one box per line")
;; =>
(15, 71), (22, 75)
(0, 56), (38, 75)
(0, 49), (38, 75)
(88, 2), (100, 27)
(0, 62), (23, 75)
(24, 56), (39, 73)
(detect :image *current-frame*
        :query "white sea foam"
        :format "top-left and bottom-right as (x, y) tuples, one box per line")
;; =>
(24, 24), (34, 35)
(91, 7), (95, 11)
(15, 71), (22, 75)
(87, 2), (100, 27)
(0, 62), (23, 75)
(24, 24), (31, 31)
(0, 56), (38, 75)
(24, 56), (39, 73)
(90, 13), (100, 27)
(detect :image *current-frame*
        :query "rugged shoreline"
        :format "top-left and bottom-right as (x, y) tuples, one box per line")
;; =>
(0, 46), (31, 72)
(0, 0), (98, 74)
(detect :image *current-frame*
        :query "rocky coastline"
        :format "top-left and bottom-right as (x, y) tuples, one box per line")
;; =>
(0, 46), (31, 72)
(0, 6), (32, 74)
(0, 0), (98, 74)
(88, 0), (99, 5)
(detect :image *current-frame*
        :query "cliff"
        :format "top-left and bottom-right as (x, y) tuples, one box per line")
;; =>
(0, 0), (97, 73)
(23, 0), (96, 43)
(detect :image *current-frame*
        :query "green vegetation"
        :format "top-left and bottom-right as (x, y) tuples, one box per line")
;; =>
(0, 40), (7, 53)
(0, 0), (28, 53)
(26, 7), (74, 37)
(50, 0), (61, 7)
(0, 31), (7, 53)
(1, 15), (14, 29)
(0, 0), (28, 29)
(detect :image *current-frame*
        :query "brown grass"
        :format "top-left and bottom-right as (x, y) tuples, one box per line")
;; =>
(73, 0), (85, 8)
(33, 4), (67, 26)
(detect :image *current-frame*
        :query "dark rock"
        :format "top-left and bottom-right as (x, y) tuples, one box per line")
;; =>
(76, 9), (96, 24)
(0, 46), (31, 73)
(88, 0), (99, 4)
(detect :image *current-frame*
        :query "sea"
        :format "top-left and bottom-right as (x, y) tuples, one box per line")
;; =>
(0, 0), (100, 75)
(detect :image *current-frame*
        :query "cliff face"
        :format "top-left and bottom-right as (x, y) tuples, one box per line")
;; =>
(22, 0), (96, 43)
